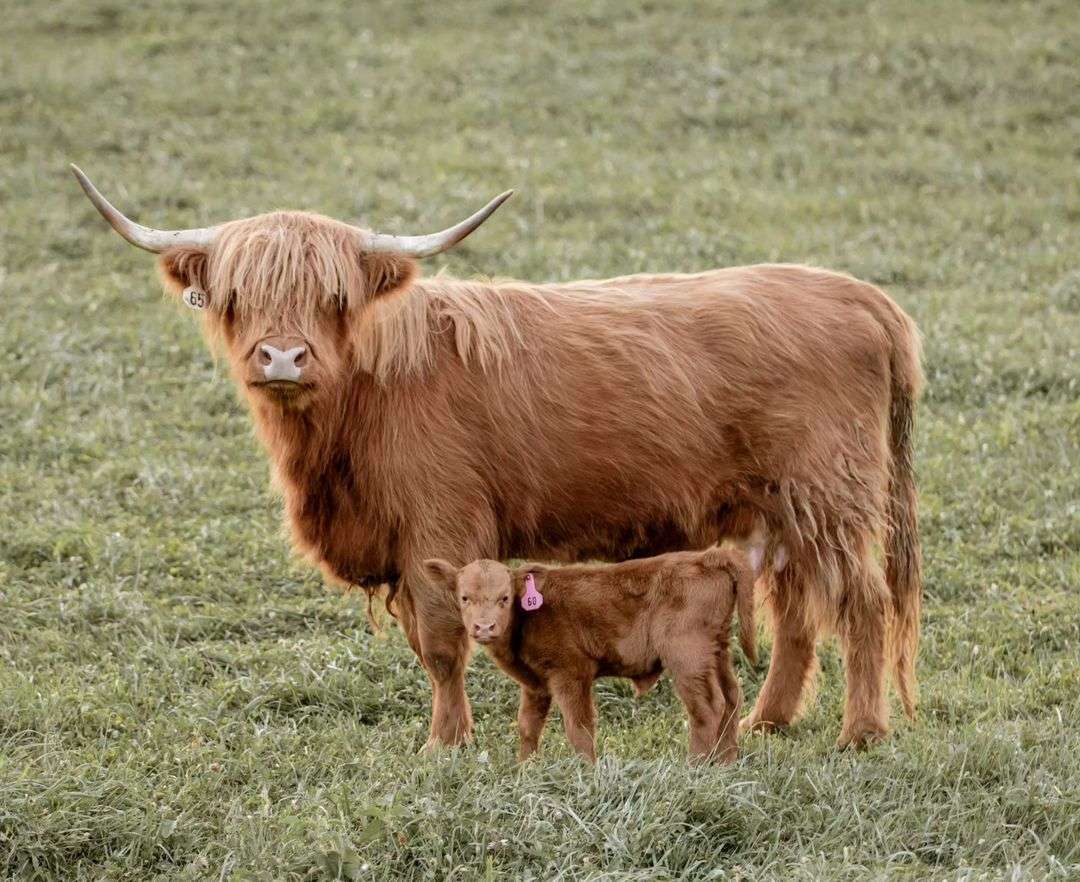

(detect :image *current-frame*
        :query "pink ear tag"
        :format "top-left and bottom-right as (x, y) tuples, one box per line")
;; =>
(521, 573), (544, 612)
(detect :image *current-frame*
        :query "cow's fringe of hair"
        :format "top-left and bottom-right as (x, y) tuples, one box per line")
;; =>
(208, 211), (368, 333)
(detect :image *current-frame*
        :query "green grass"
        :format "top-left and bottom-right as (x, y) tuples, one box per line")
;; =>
(2, 0), (1079, 878)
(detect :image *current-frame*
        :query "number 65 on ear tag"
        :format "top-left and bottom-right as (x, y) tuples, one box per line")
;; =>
(182, 285), (207, 310)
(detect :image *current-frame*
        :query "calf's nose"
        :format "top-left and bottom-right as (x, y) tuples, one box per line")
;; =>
(259, 344), (307, 382)
(473, 622), (495, 639)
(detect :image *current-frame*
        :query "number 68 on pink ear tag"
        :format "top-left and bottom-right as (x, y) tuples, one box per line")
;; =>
(521, 573), (543, 611)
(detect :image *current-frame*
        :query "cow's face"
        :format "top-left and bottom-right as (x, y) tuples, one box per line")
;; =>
(154, 216), (417, 412)
(70, 166), (512, 412)
(423, 559), (515, 645)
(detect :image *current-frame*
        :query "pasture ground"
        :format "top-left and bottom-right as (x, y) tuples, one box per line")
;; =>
(2, 0), (1078, 879)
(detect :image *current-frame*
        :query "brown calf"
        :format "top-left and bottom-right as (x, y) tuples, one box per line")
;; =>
(421, 547), (757, 763)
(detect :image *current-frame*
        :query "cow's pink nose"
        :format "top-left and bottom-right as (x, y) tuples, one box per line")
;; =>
(259, 344), (307, 382)
(473, 622), (495, 639)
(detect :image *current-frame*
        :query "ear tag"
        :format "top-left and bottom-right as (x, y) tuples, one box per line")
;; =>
(521, 573), (544, 612)
(181, 285), (207, 310)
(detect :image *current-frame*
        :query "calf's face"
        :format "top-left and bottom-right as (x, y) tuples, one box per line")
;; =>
(423, 559), (515, 644)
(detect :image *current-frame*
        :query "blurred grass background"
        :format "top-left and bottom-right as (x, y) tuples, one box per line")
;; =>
(1, 0), (1078, 879)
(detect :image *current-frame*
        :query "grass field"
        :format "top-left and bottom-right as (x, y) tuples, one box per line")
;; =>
(2, 0), (1079, 879)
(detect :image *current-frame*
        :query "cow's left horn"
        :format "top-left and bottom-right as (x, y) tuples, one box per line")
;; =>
(71, 164), (222, 253)
(365, 190), (514, 257)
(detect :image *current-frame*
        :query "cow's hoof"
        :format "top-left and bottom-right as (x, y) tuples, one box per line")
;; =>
(419, 737), (444, 756)
(738, 715), (784, 735)
(836, 724), (887, 750)
(420, 731), (472, 755)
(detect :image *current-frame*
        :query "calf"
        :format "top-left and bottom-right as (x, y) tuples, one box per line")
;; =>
(421, 547), (757, 763)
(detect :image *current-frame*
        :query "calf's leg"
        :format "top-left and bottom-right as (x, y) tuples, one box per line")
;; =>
(672, 673), (726, 762)
(713, 643), (743, 763)
(550, 675), (597, 762)
(665, 636), (728, 762)
(517, 687), (552, 761)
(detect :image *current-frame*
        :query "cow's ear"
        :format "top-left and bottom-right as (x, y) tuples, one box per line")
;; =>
(422, 558), (459, 592)
(362, 252), (418, 299)
(157, 247), (211, 299)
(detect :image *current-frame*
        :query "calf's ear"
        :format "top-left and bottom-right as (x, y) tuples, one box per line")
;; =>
(421, 558), (459, 592)
(515, 563), (550, 596)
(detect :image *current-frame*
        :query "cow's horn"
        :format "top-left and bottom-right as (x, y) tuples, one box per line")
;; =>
(365, 190), (514, 257)
(71, 164), (221, 253)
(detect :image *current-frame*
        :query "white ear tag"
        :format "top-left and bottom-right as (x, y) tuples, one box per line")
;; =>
(182, 285), (207, 310)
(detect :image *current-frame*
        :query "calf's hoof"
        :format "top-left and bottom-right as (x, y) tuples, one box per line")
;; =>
(631, 671), (663, 697)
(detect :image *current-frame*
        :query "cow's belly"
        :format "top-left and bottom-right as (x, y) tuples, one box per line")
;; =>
(506, 502), (754, 563)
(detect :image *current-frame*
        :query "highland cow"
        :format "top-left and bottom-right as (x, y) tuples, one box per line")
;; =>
(420, 547), (757, 763)
(72, 165), (923, 751)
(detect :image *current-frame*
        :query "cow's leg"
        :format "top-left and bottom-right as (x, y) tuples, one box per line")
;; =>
(549, 675), (597, 762)
(389, 583), (472, 749)
(418, 614), (473, 750)
(836, 551), (890, 749)
(741, 567), (819, 733)
(517, 687), (552, 761)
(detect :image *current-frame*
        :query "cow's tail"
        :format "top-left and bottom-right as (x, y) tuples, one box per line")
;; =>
(883, 305), (924, 720)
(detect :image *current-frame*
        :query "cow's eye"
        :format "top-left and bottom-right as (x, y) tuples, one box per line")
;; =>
(500, 596), (509, 605)
(460, 597), (469, 605)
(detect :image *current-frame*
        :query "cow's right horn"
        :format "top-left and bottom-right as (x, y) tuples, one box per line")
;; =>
(71, 164), (222, 253)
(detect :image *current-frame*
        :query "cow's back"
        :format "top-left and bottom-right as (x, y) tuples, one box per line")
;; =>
(403, 265), (899, 561)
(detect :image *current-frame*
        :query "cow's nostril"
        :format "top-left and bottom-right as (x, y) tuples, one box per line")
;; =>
(293, 348), (308, 367)
(259, 346), (273, 366)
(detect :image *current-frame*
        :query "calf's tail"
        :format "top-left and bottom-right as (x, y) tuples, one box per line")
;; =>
(733, 556), (757, 665)
(706, 544), (758, 664)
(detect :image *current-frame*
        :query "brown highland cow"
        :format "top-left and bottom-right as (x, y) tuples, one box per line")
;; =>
(72, 165), (923, 750)
(420, 547), (757, 763)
